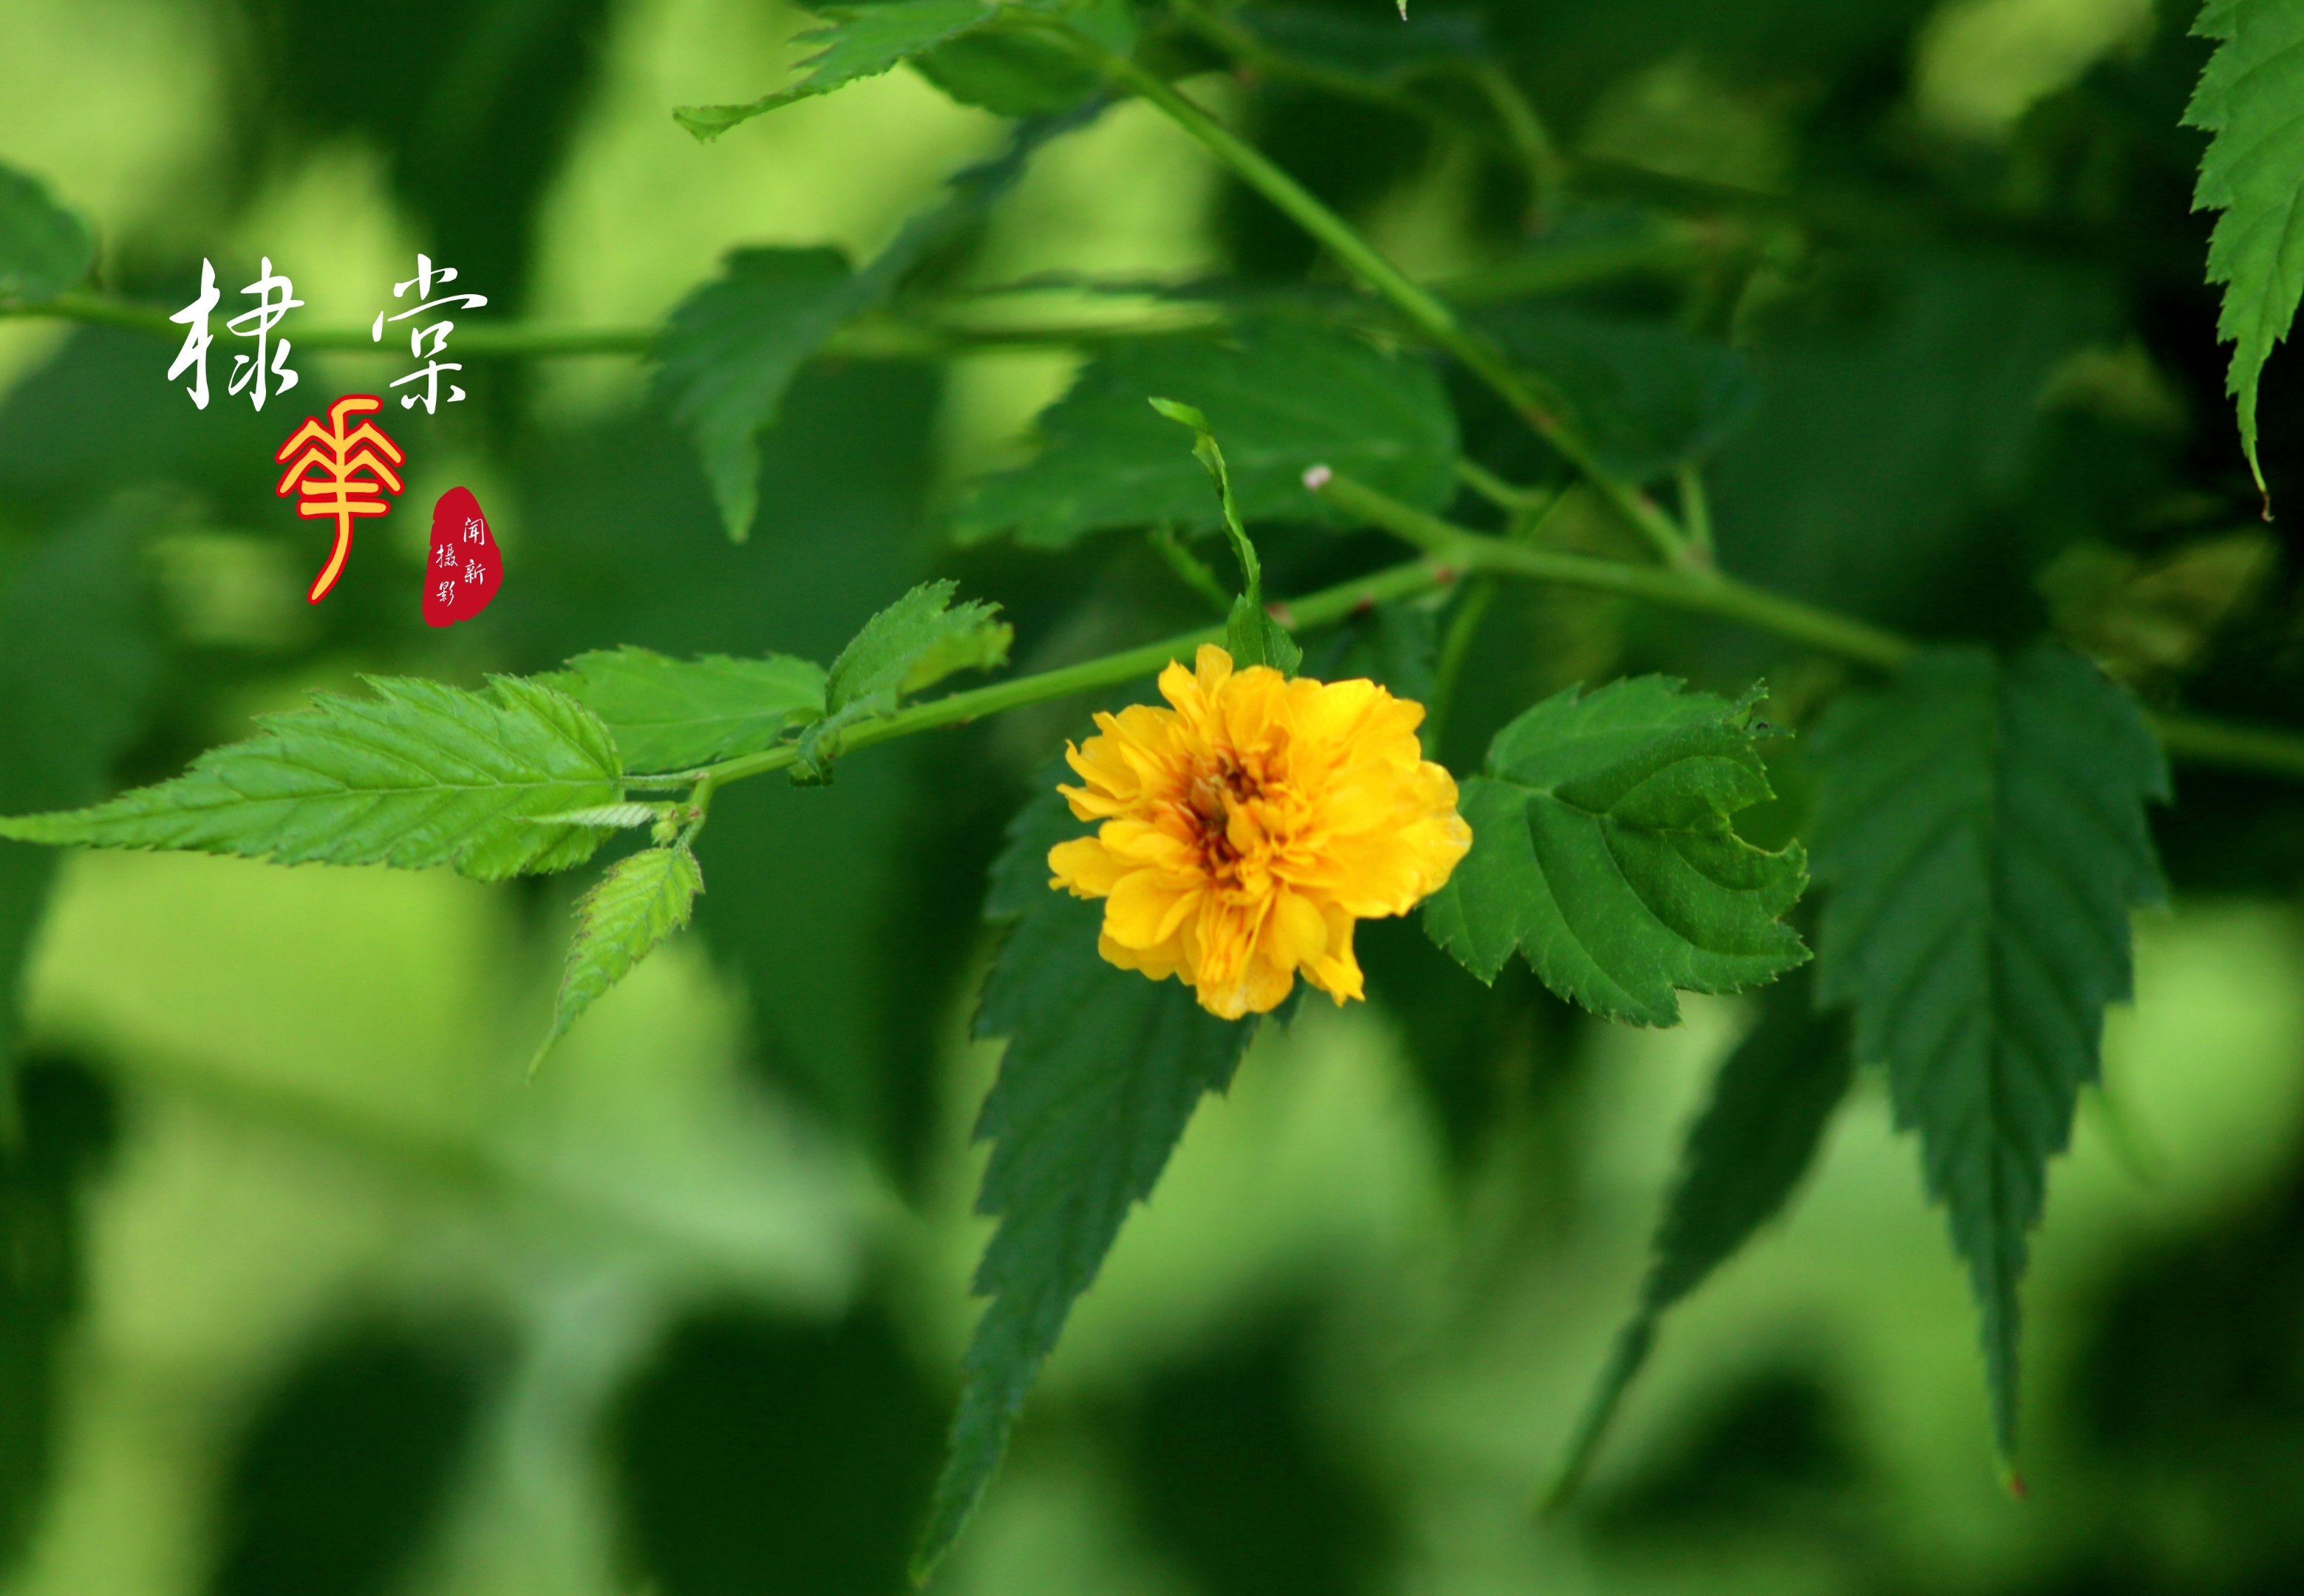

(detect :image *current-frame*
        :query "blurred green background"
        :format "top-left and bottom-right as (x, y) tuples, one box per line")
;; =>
(4, 1), (2304, 1593)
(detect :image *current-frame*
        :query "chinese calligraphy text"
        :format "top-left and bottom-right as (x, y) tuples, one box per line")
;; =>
(423, 486), (502, 627)
(275, 395), (405, 604)
(372, 253), (487, 414)
(166, 257), (301, 410)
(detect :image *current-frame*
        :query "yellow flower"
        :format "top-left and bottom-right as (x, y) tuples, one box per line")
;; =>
(1049, 644), (1473, 1020)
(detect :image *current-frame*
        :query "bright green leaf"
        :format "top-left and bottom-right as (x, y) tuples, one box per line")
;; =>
(1546, 967), (1852, 1508)
(0, 676), (624, 882)
(1807, 642), (2169, 1463)
(652, 248), (862, 542)
(532, 843), (705, 1071)
(793, 580), (1011, 781)
(1148, 395), (1301, 675)
(951, 321), (1459, 548)
(913, 788), (1266, 1578)
(2184, 0), (2304, 505)
(674, 0), (1000, 139)
(1485, 307), (1756, 482)
(0, 162), (95, 306)
(1422, 676), (1808, 1026)
(543, 647), (827, 773)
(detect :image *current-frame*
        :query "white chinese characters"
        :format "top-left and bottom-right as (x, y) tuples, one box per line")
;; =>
(372, 253), (487, 414)
(166, 257), (303, 411)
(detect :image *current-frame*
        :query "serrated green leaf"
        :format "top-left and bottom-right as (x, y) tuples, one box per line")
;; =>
(2184, 0), (2304, 502)
(0, 504), (161, 1136)
(0, 162), (95, 306)
(951, 321), (1459, 548)
(532, 843), (704, 1071)
(1485, 307), (1756, 482)
(914, 0), (1134, 114)
(1547, 967), (1852, 1508)
(793, 581), (1011, 780)
(652, 248), (861, 542)
(0, 676), (624, 882)
(674, 0), (1000, 139)
(1807, 641), (2168, 1462)
(543, 647), (827, 773)
(913, 788), (1264, 1578)
(1421, 676), (1808, 1026)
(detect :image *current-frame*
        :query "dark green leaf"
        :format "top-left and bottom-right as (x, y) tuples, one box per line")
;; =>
(1807, 642), (2169, 1462)
(656, 115), (1088, 539)
(1547, 967), (1853, 1508)
(1422, 676), (1808, 1026)
(914, 0), (1134, 115)
(951, 321), (1459, 548)
(0, 505), (160, 1132)
(532, 843), (705, 1071)
(0, 162), (95, 306)
(794, 581), (1010, 780)
(0, 677), (623, 882)
(1485, 307), (1756, 482)
(2183, 0), (2304, 503)
(543, 647), (827, 773)
(674, 0), (1001, 139)
(1308, 599), (1439, 705)
(652, 248), (861, 542)
(915, 789), (1264, 1577)
(1234, 4), (1488, 85)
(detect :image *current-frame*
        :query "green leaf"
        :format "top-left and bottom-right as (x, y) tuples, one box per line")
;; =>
(652, 248), (862, 542)
(2184, 0), (2304, 505)
(0, 504), (161, 1135)
(532, 843), (704, 1071)
(674, 0), (1000, 139)
(1807, 642), (2168, 1463)
(793, 581), (1011, 780)
(1546, 967), (1853, 1508)
(951, 321), (1459, 548)
(1485, 307), (1756, 482)
(1233, 4), (1489, 86)
(914, 788), (1264, 1578)
(1148, 395), (1301, 675)
(1308, 599), (1438, 705)
(0, 676), (624, 882)
(1421, 676), (1808, 1026)
(0, 162), (95, 306)
(543, 647), (827, 774)
(915, 0), (1134, 115)
(656, 115), (1086, 539)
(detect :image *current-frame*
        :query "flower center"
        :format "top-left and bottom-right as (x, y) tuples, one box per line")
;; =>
(1183, 751), (1264, 875)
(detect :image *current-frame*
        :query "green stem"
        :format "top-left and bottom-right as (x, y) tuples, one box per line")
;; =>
(1455, 457), (1551, 514)
(1676, 462), (1715, 563)
(1468, 63), (1567, 226)
(1070, 38), (1696, 568)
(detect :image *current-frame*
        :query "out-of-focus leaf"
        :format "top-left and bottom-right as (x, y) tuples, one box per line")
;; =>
(0, 162), (94, 306)
(1422, 676), (1807, 1026)
(544, 647), (827, 773)
(914, 788), (1267, 1578)
(674, 0), (1001, 138)
(1547, 968), (1853, 1507)
(1808, 642), (2168, 1463)
(1315, 600), (1438, 706)
(533, 844), (705, 1071)
(2184, 0), (2304, 503)
(1485, 307), (1756, 483)
(0, 505), (161, 1125)
(0, 678), (622, 882)
(1233, 4), (1489, 85)
(652, 248), (862, 542)
(915, 0), (1134, 115)
(951, 321), (1459, 547)
(655, 113), (1092, 539)
(793, 581), (1010, 781)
